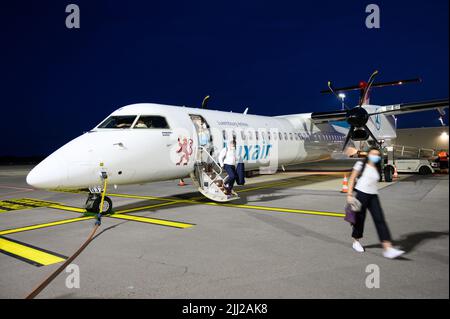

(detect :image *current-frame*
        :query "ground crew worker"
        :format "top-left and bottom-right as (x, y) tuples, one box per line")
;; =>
(438, 150), (449, 174)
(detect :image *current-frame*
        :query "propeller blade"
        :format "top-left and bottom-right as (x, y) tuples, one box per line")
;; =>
(342, 126), (355, 151)
(363, 124), (381, 147)
(359, 70), (379, 107)
(320, 77), (421, 94)
(201, 95), (210, 109)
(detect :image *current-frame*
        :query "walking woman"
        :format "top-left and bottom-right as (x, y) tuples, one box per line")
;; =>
(347, 147), (405, 259)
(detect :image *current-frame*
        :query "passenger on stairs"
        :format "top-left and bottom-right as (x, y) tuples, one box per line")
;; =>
(199, 121), (210, 147)
(218, 139), (238, 196)
(198, 120), (211, 163)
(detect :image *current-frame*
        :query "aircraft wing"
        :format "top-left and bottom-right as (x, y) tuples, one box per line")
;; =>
(311, 98), (448, 123)
(310, 110), (347, 123)
(368, 99), (448, 116)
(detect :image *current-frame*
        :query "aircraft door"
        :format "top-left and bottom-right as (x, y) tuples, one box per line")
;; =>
(189, 114), (213, 162)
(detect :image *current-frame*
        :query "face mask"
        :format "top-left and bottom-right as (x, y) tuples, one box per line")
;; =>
(368, 154), (381, 164)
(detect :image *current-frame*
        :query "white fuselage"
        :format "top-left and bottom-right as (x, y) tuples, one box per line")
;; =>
(26, 103), (392, 190)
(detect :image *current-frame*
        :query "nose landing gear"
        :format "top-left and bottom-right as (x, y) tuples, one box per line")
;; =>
(85, 170), (112, 215)
(85, 193), (113, 215)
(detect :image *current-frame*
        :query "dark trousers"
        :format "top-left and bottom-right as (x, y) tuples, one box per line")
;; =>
(352, 190), (392, 242)
(223, 164), (236, 191)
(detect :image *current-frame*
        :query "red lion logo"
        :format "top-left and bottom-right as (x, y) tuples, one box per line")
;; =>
(176, 137), (193, 165)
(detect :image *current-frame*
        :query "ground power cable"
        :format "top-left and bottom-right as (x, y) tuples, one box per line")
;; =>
(25, 177), (108, 299)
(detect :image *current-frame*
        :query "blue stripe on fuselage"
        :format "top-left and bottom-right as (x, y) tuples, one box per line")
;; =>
(331, 121), (350, 129)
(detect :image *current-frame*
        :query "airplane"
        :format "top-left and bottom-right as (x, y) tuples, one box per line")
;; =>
(26, 71), (448, 213)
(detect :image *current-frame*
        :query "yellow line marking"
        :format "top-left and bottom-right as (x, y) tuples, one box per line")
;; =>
(0, 217), (94, 236)
(109, 214), (194, 229)
(0, 198), (66, 213)
(108, 193), (344, 218)
(108, 193), (180, 202)
(48, 204), (87, 213)
(203, 202), (345, 217)
(0, 238), (66, 266)
(115, 201), (180, 214)
(108, 193), (185, 203)
(235, 180), (292, 193)
(15, 198), (62, 206)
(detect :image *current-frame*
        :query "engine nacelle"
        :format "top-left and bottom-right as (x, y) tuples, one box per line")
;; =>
(351, 129), (369, 141)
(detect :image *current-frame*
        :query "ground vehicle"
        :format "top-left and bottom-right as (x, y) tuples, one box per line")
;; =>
(393, 159), (434, 175)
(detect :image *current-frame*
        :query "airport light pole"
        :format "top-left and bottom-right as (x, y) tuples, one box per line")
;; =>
(338, 93), (346, 111)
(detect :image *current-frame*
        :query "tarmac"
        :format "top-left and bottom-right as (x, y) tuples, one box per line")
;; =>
(0, 165), (448, 298)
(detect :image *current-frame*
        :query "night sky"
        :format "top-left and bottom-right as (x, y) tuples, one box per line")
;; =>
(1, 0), (448, 156)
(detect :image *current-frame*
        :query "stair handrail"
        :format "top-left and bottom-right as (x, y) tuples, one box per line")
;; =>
(198, 146), (224, 183)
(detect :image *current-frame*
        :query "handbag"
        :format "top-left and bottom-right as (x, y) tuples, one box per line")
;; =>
(344, 197), (361, 225)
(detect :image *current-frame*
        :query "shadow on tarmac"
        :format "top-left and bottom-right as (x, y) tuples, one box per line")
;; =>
(365, 230), (449, 253)
(112, 173), (339, 213)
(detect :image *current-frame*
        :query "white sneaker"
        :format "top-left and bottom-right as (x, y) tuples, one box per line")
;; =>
(352, 241), (365, 253)
(383, 247), (405, 259)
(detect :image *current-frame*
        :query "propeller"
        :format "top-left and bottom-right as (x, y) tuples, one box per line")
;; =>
(332, 70), (381, 151)
(316, 74), (444, 151)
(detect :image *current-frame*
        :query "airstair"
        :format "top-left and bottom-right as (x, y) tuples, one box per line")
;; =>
(190, 146), (240, 202)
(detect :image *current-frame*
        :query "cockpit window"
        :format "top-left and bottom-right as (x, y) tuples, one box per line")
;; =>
(98, 116), (136, 129)
(133, 116), (170, 129)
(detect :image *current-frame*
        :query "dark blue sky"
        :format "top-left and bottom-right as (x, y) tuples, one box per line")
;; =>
(1, 0), (448, 156)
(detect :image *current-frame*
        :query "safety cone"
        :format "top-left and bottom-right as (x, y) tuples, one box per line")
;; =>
(178, 179), (186, 186)
(393, 165), (399, 179)
(341, 174), (349, 193)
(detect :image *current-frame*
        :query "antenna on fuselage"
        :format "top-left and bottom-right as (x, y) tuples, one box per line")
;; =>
(243, 107), (249, 114)
(201, 95), (210, 109)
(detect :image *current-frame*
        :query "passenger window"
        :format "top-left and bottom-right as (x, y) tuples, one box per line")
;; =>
(255, 131), (259, 140)
(289, 133), (293, 140)
(261, 131), (265, 140)
(248, 131), (253, 140)
(241, 131), (246, 140)
(279, 132), (282, 140)
(134, 116), (169, 129)
(223, 130), (227, 140)
(98, 116), (137, 129)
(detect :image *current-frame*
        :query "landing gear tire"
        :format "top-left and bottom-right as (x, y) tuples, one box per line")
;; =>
(95, 196), (112, 215)
(419, 166), (432, 175)
(85, 194), (113, 215)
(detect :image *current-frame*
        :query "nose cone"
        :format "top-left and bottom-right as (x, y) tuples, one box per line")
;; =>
(26, 155), (67, 189)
